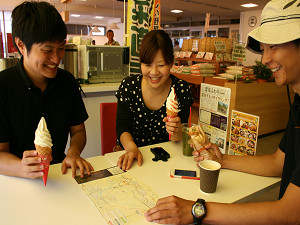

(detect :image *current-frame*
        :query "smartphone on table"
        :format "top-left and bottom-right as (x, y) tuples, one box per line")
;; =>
(170, 169), (200, 180)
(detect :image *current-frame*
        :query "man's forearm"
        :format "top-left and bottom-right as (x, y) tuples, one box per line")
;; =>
(0, 151), (23, 177)
(68, 127), (86, 155)
(205, 183), (300, 225)
(222, 148), (284, 177)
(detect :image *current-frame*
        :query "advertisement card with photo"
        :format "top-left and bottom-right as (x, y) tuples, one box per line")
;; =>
(199, 83), (231, 153)
(228, 110), (259, 156)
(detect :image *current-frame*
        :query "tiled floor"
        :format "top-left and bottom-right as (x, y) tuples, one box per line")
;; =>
(191, 105), (283, 202)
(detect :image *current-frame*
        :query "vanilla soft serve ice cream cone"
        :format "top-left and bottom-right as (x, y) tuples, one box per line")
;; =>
(188, 124), (218, 161)
(34, 117), (53, 186)
(166, 87), (180, 140)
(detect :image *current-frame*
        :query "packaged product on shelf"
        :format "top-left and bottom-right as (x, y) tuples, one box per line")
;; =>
(178, 51), (185, 58)
(242, 66), (255, 80)
(197, 63), (216, 69)
(184, 52), (193, 58)
(216, 65), (243, 80)
(196, 52), (205, 58)
(182, 66), (191, 74)
(218, 73), (235, 80)
(227, 66), (243, 71)
(223, 53), (232, 61)
(226, 69), (242, 76)
(188, 39), (194, 52)
(198, 37), (233, 54)
(170, 65), (183, 74)
(190, 64), (215, 76)
(204, 52), (214, 60)
(182, 39), (189, 52)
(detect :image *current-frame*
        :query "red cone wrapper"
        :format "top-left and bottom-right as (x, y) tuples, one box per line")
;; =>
(38, 154), (51, 186)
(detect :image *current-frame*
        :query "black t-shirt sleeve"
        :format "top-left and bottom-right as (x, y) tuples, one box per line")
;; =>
(68, 75), (88, 126)
(116, 100), (133, 140)
(278, 114), (291, 153)
(0, 82), (9, 143)
(291, 163), (300, 188)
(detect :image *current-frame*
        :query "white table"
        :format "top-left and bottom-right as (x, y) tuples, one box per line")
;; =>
(0, 141), (280, 225)
(105, 141), (281, 204)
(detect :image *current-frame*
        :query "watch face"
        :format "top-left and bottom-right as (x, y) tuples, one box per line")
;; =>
(193, 203), (205, 217)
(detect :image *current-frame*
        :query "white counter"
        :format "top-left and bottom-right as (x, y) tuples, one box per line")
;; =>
(81, 83), (120, 93)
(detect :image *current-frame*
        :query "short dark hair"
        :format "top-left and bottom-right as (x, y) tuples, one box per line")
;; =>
(107, 29), (114, 34)
(174, 40), (179, 45)
(293, 38), (300, 47)
(139, 30), (174, 65)
(12, 1), (67, 53)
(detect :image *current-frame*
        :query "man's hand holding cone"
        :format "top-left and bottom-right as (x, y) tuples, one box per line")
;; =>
(188, 124), (218, 161)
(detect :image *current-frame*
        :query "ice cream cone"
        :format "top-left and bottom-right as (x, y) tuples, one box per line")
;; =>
(166, 87), (180, 140)
(188, 124), (218, 161)
(166, 108), (178, 118)
(35, 144), (52, 186)
(35, 144), (52, 155)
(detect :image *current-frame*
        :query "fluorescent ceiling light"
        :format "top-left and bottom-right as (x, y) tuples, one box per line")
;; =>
(241, 3), (258, 8)
(171, 9), (183, 13)
(71, 14), (80, 17)
(95, 16), (104, 19)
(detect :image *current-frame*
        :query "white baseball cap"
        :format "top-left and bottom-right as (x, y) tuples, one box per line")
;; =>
(246, 0), (300, 54)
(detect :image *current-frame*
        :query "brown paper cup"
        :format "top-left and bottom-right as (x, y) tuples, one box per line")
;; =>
(199, 160), (221, 193)
(182, 123), (196, 156)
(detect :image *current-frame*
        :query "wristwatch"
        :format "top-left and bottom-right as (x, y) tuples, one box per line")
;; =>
(191, 199), (207, 225)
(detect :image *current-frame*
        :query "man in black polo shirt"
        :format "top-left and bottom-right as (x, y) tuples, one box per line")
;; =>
(0, 1), (93, 179)
(145, 0), (300, 224)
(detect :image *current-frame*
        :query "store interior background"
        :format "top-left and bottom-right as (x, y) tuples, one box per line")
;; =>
(0, 0), (283, 201)
(1, 0), (269, 66)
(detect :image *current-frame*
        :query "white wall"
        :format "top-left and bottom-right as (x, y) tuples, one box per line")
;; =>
(240, 10), (262, 66)
(81, 92), (117, 158)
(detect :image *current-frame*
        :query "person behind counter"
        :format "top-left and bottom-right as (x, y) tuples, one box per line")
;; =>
(145, 0), (300, 224)
(104, 29), (120, 46)
(116, 30), (193, 170)
(0, 1), (93, 180)
(173, 40), (181, 52)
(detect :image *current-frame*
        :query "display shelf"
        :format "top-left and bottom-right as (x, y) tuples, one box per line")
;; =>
(224, 81), (293, 136)
(172, 73), (204, 85)
(172, 73), (292, 136)
(175, 54), (236, 75)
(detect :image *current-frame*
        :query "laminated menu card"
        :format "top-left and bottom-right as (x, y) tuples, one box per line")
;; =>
(228, 110), (259, 156)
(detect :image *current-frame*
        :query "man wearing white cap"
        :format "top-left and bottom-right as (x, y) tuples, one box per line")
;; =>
(145, 0), (300, 224)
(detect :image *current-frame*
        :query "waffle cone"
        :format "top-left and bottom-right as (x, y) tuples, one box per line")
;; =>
(167, 108), (178, 117)
(35, 144), (52, 155)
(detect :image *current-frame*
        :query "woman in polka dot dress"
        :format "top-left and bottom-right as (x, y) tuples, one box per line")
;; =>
(116, 30), (194, 170)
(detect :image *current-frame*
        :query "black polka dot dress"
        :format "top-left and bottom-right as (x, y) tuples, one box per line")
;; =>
(115, 74), (193, 148)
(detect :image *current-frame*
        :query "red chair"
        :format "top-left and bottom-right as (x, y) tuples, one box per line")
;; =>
(100, 102), (118, 155)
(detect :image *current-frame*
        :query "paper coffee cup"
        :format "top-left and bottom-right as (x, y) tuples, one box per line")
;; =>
(199, 160), (221, 193)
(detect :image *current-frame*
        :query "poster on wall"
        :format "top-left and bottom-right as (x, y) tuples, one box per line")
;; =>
(228, 110), (259, 156)
(199, 83), (231, 154)
(126, 0), (161, 76)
